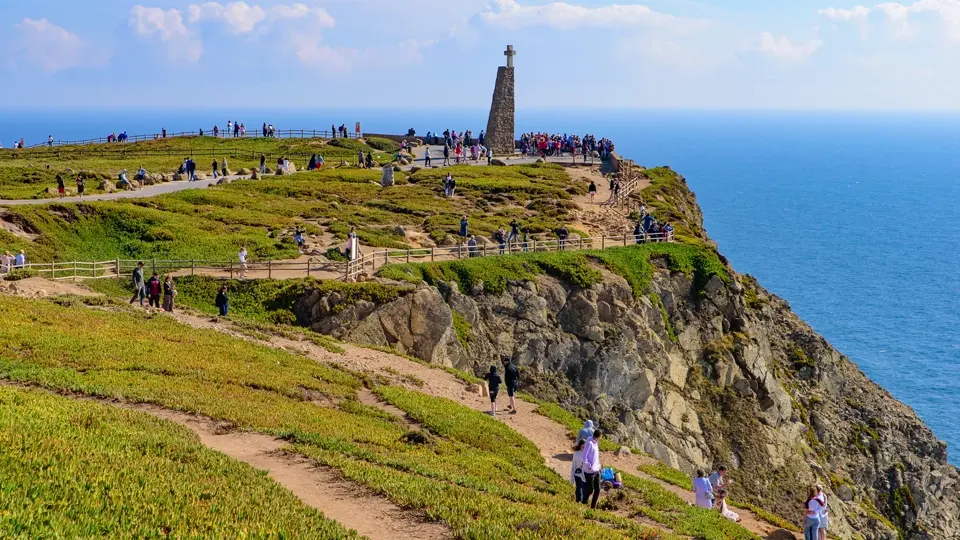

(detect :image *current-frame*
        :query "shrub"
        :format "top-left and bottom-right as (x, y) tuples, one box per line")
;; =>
(365, 137), (401, 152)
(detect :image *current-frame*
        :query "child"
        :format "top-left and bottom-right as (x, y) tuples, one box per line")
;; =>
(483, 366), (502, 416)
(570, 439), (587, 503)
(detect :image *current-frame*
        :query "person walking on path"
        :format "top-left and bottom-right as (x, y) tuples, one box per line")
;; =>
(187, 158), (197, 182)
(503, 356), (519, 414)
(424, 147), (431, 167)
(693, 470), (714, 509)
(443, 143), (451, 167)
(459, 216), (469, 241)
(238, 246), (248, 279)
(162, 275), (176, 312)
(215, 285), (229, 317)
(75, 174), (85, 198)
(570, 439), (588, 503)
(211, 159), (220, 179)
(483, 365), (502, 416)
(358, 150), (365, 168)
(146, 272), (161, 308)
(129, 262), (146, 306)
(578, 420), (595, 442)
(803, 486), (824, 540)
(582, 429), (603, 509)
(588, 181), (597, 203)
(56, 175), (65, 197)
(815, 484), (829, 540)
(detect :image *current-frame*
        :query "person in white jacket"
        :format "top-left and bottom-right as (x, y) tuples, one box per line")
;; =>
(693, 470), (714, 509)
(570, 439), (587, 503)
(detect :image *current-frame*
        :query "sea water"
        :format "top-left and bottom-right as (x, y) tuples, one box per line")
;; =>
(2, 109), (958, 465)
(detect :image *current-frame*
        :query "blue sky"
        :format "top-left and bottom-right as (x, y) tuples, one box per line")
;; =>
(4, 0), (960, 109)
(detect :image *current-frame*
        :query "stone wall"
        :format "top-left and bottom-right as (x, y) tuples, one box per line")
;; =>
(484, 66), (516, 155)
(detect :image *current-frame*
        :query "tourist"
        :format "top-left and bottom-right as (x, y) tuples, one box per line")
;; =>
(455, 142), (463, 164)
(277, 157), (284, 173)
(487, 147), (493, 166)
(424, 147), (431, 167)
(0, 252), (10, 274)
(234, 122), (240, 138)
(76, 174), (85, 198)
(582, 429), (603, 509)
(215, 285), (229, 317)
(221, 158), (228, 177)
(162, 128), (167, 138)
(483, 365), (502, 416)
(503, 356), (519, 414)
(815, 484), (829, 540)
(331, 124), (336, 138)
(187, 158), (197, 182)
(716, 489), (740, 522)
(557, 226), (569, 250)
(146, 272), (162, 308)
(709, 466), (731, 497)
(570, 439), (588, 503)
(634, 221), (644, 244)
(14, 250), (26, 269)
(238, 246), (248, 279)
(260, 153), (267, 174)
(316, 155), (324, 168)
(495, 227), (506, 254)
(521, 228), (529, 252)
(211, 159), (219, 179)
(294, 227), (305, 253)
(263, 122), (268, 137)
(459, 215), (469, 240)
(227, 120), (233, 136)
(507, 219), (520, 248)
(118, 169), (132, 190)
(479, 130), (485, 146)
(693, 470), (714, 509)
(467, 235), (478, 257)
(129, 262), (146, 306)
(48, 135), (53, 147)
(803, 486), (824, 540)
(443, 144), (451, 167)
(136, 165), (147, 182)
(589, 181), (597, 203)
(358, 149), (365, 168)
(56, 175), (65, 197)
(162, 275), (176, 312)
(578, 420), (595, 442)
(214, 125), (220, 138)
(446, 175), (456, 197)
(308, 154), (317, 171)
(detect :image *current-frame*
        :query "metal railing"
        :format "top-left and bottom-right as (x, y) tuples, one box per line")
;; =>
(18, 128), (360, 149)
(345, 231), (675, 280)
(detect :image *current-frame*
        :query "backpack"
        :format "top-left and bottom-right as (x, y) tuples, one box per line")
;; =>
(601, 468), (616, 482)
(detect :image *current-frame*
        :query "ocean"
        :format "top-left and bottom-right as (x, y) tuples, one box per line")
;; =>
(2, 109), (958, 465)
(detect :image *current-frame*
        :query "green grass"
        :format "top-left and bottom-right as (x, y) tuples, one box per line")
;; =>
(379, 243), (728, 298)
(0, 385), (356, 538)
(0, 295), (704, 539)
(638, 462), (692, 490)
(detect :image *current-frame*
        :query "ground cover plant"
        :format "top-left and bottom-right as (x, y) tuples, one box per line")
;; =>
(0, 295), (758, 539)
(0, 385), (355, 538)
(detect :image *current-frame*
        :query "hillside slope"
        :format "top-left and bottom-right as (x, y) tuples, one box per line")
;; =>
(294, 169), (959, 540)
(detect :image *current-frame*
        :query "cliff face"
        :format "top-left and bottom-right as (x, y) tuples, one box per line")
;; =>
(296, 173), (959, 539)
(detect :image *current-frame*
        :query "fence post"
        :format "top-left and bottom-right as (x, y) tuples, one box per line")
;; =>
(532, 239), (536, 252)
(116, 259), (120, 277)
(623, 234), (627, 246)
(268, 261), (272, 279)
(406, 250), (411, 264)
(74, 261), (78, 280)
(430, 248), (435, 262)
(152, 258), (156, 274)
(51, 261), (55, 280)
(307, 259), (311, 277)
(601, 236), (605, 250)
(229, 261), (234, 279)
(191, 259), (195, 276)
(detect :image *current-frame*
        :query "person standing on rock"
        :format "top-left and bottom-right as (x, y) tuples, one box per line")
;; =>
(815, 484), (829, 540)
(129, 262), (146, 306)
(215, 285), (229, 317)
(146, 272), (161, 308)
(507, 220), (520, 249)
(503, 357), (519, 414)
(163, 275), (176, 312)
(802, 486), (824, 540)
(570, 439), (588, 503)
(693, 470), (714, 509)
(483, 366), (502, 416)
(582, 429), (603, 509)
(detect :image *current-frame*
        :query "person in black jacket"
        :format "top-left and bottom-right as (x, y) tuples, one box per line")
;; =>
(483, 366), (502, 416)
(215, 285), (229, 317)
(503, 356), (519, 414)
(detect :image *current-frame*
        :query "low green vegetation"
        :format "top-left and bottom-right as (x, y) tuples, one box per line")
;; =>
(638, 462), (692, 490)
(0, 385), (356, 538)
(379, 243), (728, 298)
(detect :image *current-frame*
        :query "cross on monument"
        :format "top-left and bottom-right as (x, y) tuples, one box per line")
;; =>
(504, 45), (516, 68)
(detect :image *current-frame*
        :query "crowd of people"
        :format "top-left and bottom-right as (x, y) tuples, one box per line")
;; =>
(519, 132), (614, 160)
(0, 250), (28, 274)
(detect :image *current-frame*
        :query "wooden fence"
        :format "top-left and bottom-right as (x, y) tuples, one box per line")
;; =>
(20, 128), (359, 150)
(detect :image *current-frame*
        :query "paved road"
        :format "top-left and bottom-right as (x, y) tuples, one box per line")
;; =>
(0, 148), (604, 206)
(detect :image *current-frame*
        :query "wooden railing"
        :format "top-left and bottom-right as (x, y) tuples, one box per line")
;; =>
(19, 128), (360, 149)
(345, 231), (674, 280)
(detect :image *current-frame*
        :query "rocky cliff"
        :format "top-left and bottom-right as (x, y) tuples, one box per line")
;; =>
(296, 171), (959, 539)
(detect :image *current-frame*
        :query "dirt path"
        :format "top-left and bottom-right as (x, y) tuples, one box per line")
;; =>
(164, 310), (799, 539)
(0, 380), (452, 540)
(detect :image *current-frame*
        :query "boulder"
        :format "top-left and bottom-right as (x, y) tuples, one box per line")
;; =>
(172, 172), (184, 181)
(237, 168), (251, 175)
(490, 158), (507, 167)
(216, 177), (232, 185)
(394, 226), (407, 237)
(381, 165), (395, 188)
(535, 157), (546, 164)
(275, 168), (286, 176)
(193, 173), (206, 181)
(160, 173), (171, 182)
(146, 173), (164, 184)
(287, 163), (297, 173)
(614, 446), (632, 458)
(251, 170), (261, 180)
(98, 180), (116, 193)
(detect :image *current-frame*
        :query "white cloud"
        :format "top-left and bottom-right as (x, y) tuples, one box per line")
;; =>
(130, 6), (202, 62)
(753, 32), (823, 60)
(295, 36), (436, 71)
(819, 0), (960, 40)
(187, 2), (334, 34)
(477, 0), (703, 32)
(11, 18), (109, 73)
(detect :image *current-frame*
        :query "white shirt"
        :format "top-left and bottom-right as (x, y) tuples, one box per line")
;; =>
(238, 250), (247, 263)
(693, 477), (713, 509)
(570, 449), (586, 483)
(817, 493), (828, 520)
(806, 497), (824, 517)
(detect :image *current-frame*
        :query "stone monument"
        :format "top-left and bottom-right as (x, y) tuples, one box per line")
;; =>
(484, 45), (516, 156)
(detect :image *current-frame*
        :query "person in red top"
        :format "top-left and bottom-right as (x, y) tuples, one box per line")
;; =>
(146, 272), (162, 308)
